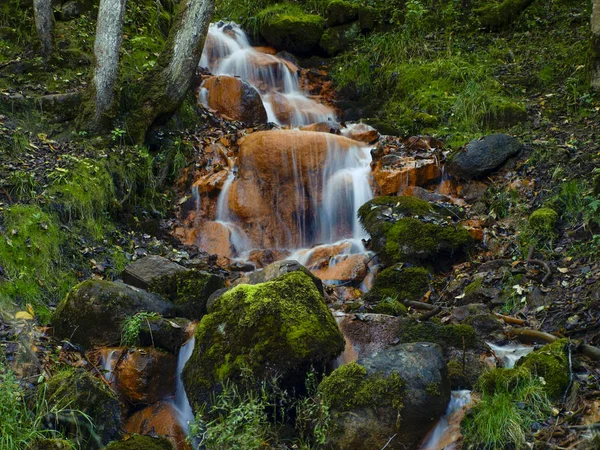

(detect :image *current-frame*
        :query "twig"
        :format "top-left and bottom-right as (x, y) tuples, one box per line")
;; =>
(580, 343), (600, 361)
(403, 300), (438, 311)
(494, 312), (526, 326)
(507, 327), (558, 343)
(417, 306), (442, 321)
(562, 341), (573, 404)
(381, 433), (397, 450)
(527, 245), (552, 284)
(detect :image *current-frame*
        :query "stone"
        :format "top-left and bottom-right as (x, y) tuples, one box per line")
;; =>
(312, 254), (368, 283)
(115, 348), (176, 405)
(373, 157), (442, 196)
(247, 249), (290, 268)
(43, 368), (121, 448)
(338, 313), (405, 362)
(52, 281), (175, 349)
(182, 272), (344, 410)
(122, 256), (186, 291)
(446, 134), (523, 180)
(318, 22), (361, 56)
(528, 207), (558, 236)
(259, 9), (325, 55)
(124, 402), (189, 450)
(363, 265), (430, 304)
(340, 122), (380, 143)
(200, 75), (267, 126)
(320, 343), (450, 450)
(137, 317), (191, 354)
(325, 0), (359, 26)
(102, 435), (175, 450)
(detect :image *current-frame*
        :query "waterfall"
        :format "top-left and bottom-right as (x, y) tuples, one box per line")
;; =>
(419, 390), (472, 450)
(199, 22), (335, 126)
(486, 342), (534, 369)
(98, 348), (120, 384)
(172, 337), (195, 434)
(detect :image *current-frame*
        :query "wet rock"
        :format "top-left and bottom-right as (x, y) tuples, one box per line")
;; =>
(248, 249), (290, 268)
(401, 185), (452, 203)
(115, 348), (176, 405)
(338, 314), (405, 360)
(312, 254), (368, 284)
(320, 342), (450, 450)
(200, 75), (267, 126)
(197, 221), (233, 258)
(299, 121), (342, 134)
(363, 264), (430, 304)
(340, 122), (380, 143)
(102, 435), (174, 450)
(259, 9), (325, 55)
(52, 280), (175, 349)
(124, 401), (189, 450)
(325, 0), (359, 26)
(137, 317), (190, 354)
(319, 22), (361, 56)
(43, 368), (121, 448)
(358, 196), (472, 268)
(267, 90), (334, 124)
(446, 134), (523, 180)
(182, 272), (344, 410)
(373, 157), (442, 196)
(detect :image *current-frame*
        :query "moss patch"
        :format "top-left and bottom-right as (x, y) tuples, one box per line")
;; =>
(258, 5), (325, 54)
(516, 339), (569, 399)
(528, 207), (559, 237)
(364, 265), (430, 304)
(397, 320), (480, 350)
(372, 298), (408, 316)
(182, 271), (345, 410)
(103, 435), (174, 450)
(318, 362), (405, 411)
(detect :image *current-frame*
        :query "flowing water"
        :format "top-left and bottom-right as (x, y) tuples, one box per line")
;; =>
(172, 337), (195, 434)
(98, 348), (121, 384)
(486, 342), (534, 369)
(420, 391), (472, 450)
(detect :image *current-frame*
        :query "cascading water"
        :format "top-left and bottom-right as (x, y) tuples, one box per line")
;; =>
(98, 348), (120, 384)
(172, 337), (195, 434)
(199, 22), (335, 126)
(419, 390), (472, 450)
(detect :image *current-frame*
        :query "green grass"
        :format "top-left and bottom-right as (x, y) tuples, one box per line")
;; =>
(120, 311), (161, 346)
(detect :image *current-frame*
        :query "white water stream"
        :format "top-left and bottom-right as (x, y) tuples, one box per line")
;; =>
(172, 337), (195, 435)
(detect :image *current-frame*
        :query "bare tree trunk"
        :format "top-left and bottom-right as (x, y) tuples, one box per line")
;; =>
(33, 0), (53, 61)
(91, 0), (127, 130)
(592, 0), (600, 91)
(127, 0), (214, 142)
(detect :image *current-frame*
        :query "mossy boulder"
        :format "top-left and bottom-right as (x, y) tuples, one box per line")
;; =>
(397, 319), (482, 350)
(27, 439), (74, 450)
(259, 8), (325, 55)
(372, 298), (407, 316)
(363, 265), (430, 304)
(475, 0), (536, 29)
(320, 343), (450, 449)
(325, 0), (359, 26)
(137, 316), (190, 353)
(446, 134), (523, 180)
(528, 207), (558, 237)
(52, 280), (175, 349)
(516, 339), (569, 399)
(43, 368), (121, 448)
(318, 21), (361, 56)
(181, 271), (344, 410)
(102, 435), (174, 450)
(358, 196), (472, 268)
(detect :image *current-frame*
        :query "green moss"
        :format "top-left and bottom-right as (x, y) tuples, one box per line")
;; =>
(528, 207), (559, 236)
(258, 5), (325, 54)
(325, 0), (358, 26)
(464, 278), (483, 296)
(182, 271), (344, 410)
(43, 368), (121, 447)
(358, 196), (433, 231)
(516, 339), (569, 399)
(27, 438), (75, 450)
(318, 22), (361, 56)
(318, 362), (405, 411)
(103, 435), (174, 450)
(398, 320), (480, 349)
(364, 265), (429, 304)
(425, 382), (441, 397)
(373, 298), (408, 316)
(475, 0), (535, 29)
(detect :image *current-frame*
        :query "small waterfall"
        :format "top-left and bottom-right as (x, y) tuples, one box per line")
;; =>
(486, 342), (534, 369)
(214, 171), (251, 255)
(420, 390), (472, 450)
(172, 337), (195, 434)
(200, 22), (335, 126)
(98, 348), (120, 384)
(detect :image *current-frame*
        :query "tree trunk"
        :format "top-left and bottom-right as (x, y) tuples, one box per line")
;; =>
(127, 0), (215, 142)
(592, 0), (600, 91)
(33, 0), (53, 61)
(91, 0), (127, 130)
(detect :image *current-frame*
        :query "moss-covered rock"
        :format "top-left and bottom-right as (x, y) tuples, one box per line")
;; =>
(43, 368), (121, 448)
(181, 271), (344, 410)
(137, 316), (190, 353)
(372, 298), (408, 316)
(318, 21), (361, 56)
(363, 265), (430, 304)
(102, 435), (174, 450)
(358, 196), (472, 268)
(325, 0), (359, 26)
(320, 343), (449, 450)
(528, 207), (558, 237)
(516, 339), (569, 399)
(52, 280), (175, 348)
(476, 0), (536, 30)
(397, 319), (482, 350)
(27, 438), (74, 450)
(259, 6), (325, 55)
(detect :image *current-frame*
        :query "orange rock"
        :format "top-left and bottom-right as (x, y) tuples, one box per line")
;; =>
(115, 348), (176, 405)
(201, 75), (267, 125)
(341, 123), (380, 143)
(248, 249), (290, 268)
(373, 158), (442, 196)
(125, 401), (190, 450)
(253, 46), (277, 55)
(198, 221), (232, 258)
(312, 254), (368, 283)
(299, 121), (341, 134)
(267, 91), (334, 124)
(193, 170), (228, 195)
(460, 219), (484, 241)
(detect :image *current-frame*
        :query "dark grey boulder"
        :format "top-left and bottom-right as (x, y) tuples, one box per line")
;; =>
(446, 133), (523, 180)
(122, 255), (186, 290)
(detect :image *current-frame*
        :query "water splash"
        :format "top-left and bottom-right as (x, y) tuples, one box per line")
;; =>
(172, 337), (195, 435)
(420, 390), (472, 450)
(486, 342), (534, 369)
(98, 348), (120, 384)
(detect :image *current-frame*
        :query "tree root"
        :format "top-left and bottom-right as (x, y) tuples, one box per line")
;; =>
(527, 245), (552, 284)
(494, 312), (526, 326)
(507, 327), (600, 361)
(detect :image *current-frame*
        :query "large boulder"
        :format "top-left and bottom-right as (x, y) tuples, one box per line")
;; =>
(200, 75), (267, 126)
(319, 342), (450, 450)
(52, 280), (175, 349)
(182, 271), (344, 410)
(124, 402), (189, 450)
(233, 260), (324, 296)
(137, 316), (190, 354)
(102, 435), (174, 450)
(258, 8), (325, 55)
(358, 196), (472, 268)
(325, 0), (359, 26)
(446, 134), (523, 180)
(122, 256), (225, 320)
(363, 265), (430, 304)
(43, 368), (121, 449)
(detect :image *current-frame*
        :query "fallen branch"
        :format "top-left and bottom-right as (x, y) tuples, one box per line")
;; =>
(494, 312), (526, 326)
(507, 327), (600, 361)
(527, 245), (552, 284)
(580, 344), (600, 361)
(417, 307), (442, 321)
(403, 300), (438, 311)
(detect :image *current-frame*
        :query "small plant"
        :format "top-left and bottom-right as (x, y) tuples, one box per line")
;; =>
(110, 127), (126, 144)
(8, 170), (36, 201)
(120, 311), (160, 346)
(295, 370), (331, 446)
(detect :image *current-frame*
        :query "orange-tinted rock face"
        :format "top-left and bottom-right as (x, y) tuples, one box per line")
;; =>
(197, 221), (233, 258)
(341, 123), (380, 144)
(201, 75), (267, 125)
(227, 130), (362, 248)
(248, 249), (291, 268)
(125, 401), (190, 450)
(373, 158), (442, 196)
(312, 254), (368, 283)
(115, 348), (176, 405)
(267, 91), (335, 125)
